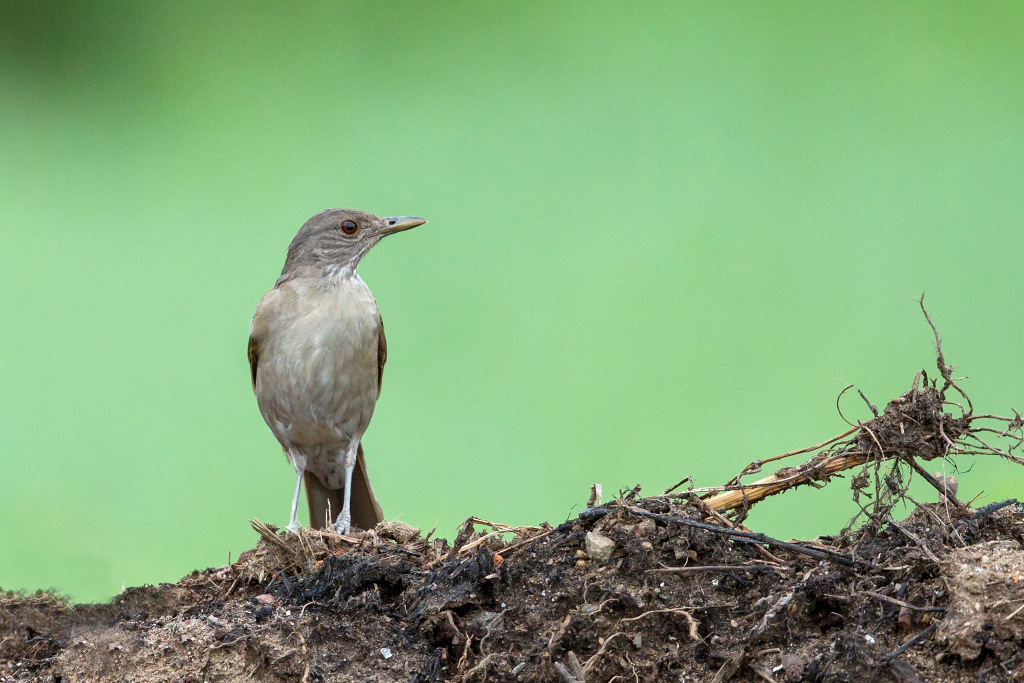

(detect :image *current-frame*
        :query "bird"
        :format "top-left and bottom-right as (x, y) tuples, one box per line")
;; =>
(248, 209), (426, 534)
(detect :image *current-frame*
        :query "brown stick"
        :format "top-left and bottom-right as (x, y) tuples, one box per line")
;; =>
(702, 448), (869, 512)
(904, 457), (965, 509)
(880, 623), (936, 663)
(721, 427), (860, 487)
(623, 505), (863, 567)
(861, 591), (945, 613)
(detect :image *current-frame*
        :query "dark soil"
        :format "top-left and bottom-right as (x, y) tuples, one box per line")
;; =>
(3, 497), (1023, 683)
(7, 308), (1019, 681)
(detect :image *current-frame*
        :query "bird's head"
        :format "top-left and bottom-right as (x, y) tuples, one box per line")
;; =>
(280, 209), (427, 280)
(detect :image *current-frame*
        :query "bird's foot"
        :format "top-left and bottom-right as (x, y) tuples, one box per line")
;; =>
(284, 521), (300, 534)
(332, 514), (352, 535)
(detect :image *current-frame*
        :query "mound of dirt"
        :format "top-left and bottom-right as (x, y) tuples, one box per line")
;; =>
(2, 497), (1022, 682)
(4, 312), (1021, 681)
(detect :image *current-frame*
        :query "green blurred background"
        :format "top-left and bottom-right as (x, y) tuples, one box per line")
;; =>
(1, 2), (1022, 603)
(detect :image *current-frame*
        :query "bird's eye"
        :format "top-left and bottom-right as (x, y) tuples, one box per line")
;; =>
(340, 219), (359, 235)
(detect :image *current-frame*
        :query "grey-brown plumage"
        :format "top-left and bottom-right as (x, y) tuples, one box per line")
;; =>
(248, 209), (426, 533)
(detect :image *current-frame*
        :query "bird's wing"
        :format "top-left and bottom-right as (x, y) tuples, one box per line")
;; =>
(376, 313), (387, 396)
(248, 288), (283, 393)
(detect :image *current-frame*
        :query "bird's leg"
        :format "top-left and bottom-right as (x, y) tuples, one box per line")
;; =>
(288, 469), (303, 532)
(332, 441), (360, 534)
(286, 449), (307, 533)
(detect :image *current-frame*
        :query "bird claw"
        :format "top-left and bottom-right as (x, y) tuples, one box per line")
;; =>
(333, 515), (352, 535)
(284, 522), (300, 534)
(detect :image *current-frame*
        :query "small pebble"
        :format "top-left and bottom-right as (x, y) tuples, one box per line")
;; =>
(586, 531), (616, 563)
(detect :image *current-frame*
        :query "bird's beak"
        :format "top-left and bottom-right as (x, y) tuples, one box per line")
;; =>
(381, 216), (427, 236)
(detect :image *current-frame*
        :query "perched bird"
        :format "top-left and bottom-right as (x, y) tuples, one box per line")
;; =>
(248, 209), (426, 533)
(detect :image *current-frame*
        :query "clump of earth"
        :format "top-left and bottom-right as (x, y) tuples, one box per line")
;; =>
(3, 496), (1022, 682)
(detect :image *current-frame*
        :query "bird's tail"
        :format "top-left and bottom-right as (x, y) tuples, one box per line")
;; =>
(305, 444), (385, 531)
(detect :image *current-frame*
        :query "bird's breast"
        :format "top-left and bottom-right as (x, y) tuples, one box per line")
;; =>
(256, 276), (382, 449)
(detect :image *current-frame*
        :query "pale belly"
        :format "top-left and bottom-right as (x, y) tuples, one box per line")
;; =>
(255, 278), (381, 487)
